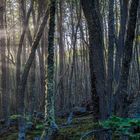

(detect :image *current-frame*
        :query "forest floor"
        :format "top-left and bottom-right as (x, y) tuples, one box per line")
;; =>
(1, 113), (140, 140)
(0, 113), (95, 140)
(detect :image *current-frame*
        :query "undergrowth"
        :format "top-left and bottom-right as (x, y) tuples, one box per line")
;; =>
(1, 115), (140, 140)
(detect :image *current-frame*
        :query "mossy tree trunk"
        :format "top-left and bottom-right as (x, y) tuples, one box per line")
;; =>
(42, 0), (58, 139)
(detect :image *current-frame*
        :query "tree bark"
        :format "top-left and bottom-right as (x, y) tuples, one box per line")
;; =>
(43, 0), (58, 139)
(81, 0), (107, 120)
(0, 0), (8, 122)
(107, 0), (115, 117)
(115, 0), (128, 83)
(115, 0), (139, 117)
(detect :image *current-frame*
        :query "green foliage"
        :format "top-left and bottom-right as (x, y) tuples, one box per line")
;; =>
(35, 124), (45, 130)
(9, 114), (32, 122)
(101, 116), (140, 139)
(4, 115), (140, 140)
(9, 114), (21, 120)
(129, 134), (140, 140)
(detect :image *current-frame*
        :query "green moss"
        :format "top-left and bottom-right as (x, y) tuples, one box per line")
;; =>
(0, 132), (18, 140)
(35, 123), (45, 130)
(4, 115), (140, 140)
(59, 115), (95, 140)
(9, 114), (31, 122)
(1, 115), (95, 140)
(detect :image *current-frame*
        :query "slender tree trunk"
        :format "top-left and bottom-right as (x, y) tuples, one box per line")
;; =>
(17, 8), (49, 140)
(107, 0), (115, 117)
(38, 40), (46, 111)
(115, 0), (139, 117)
(41, 0), (58, 139)
(115, 0), (128, 83)
(0, 0), (8, 122)
(16, 0), (33, 114)
(58, 0), (65, 111)
(26, 26), (36, 119)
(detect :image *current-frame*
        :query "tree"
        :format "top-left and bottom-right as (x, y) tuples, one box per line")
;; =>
(17, 6), (49, 140)
(0, 0), (8, 123)
(81, 0), (107, 120)
(16, 0), (33, 113)
(107, 0), (115, 117)
(115, 0), (129, 82)
(41, 0), (58, 139)
(58, 0), (65, 111)
(115, 0), (139, 117)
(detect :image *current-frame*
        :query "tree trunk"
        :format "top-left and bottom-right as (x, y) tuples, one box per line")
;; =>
(81, 0), (107, 120)
(17, 8), (49, 140)
(16, 0), (33, 113)
(0, 0), (8, 122)
(107, 0), (115, 117)
(42, 0), (58, 139)
(115, 0), (128, 83)
(115, 0), (139, 117)
(58, 0), (65, 111)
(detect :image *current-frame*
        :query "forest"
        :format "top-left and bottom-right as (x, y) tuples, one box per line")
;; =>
(0, 0), (140, 140)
